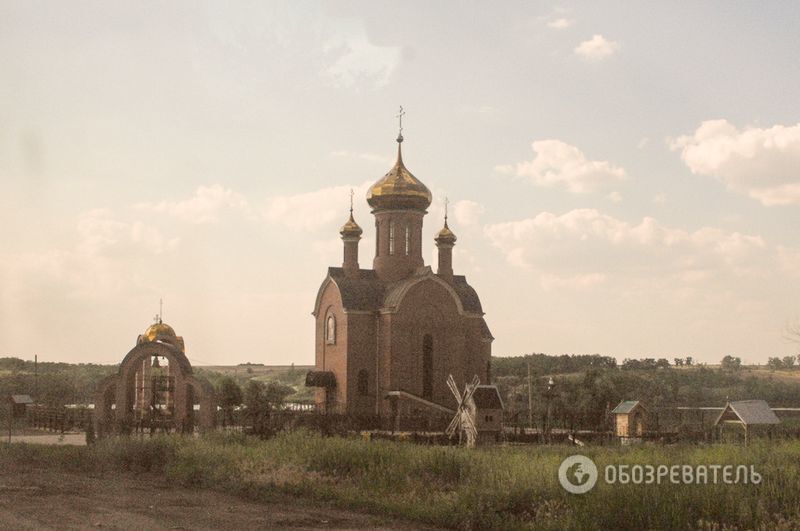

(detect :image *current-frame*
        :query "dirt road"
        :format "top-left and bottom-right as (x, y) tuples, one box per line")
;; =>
(0, 467), (426, 530)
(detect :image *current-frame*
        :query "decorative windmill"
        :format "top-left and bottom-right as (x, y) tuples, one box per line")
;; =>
(445, 374), (480, 448)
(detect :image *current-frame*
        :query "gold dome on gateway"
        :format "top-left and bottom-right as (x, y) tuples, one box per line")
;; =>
(366, 136), (432, 212)
(143, 321), (177, 343)
(139, 318), (185, 352)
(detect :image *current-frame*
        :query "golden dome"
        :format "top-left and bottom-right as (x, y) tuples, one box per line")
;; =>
(367, 140), (432, 212)
(143, 321), (178, 344)
(435, 219), (457, 244)
(340, 211), (363, 238)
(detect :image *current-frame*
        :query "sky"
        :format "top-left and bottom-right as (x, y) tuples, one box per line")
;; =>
(2, 1), (800, 366)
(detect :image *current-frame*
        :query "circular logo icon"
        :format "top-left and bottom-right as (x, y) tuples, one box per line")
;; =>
(558, 455), (598, 494)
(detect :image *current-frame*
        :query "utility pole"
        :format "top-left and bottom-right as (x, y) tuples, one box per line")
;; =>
(527, 361), (533, 432)
(34, 355), (38, 404)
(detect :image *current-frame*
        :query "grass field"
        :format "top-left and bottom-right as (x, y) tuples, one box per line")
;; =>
(3, 432), (800, 529)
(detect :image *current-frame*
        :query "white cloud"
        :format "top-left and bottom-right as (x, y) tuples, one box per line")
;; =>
(496, 139), (626, 193)
(263, 181), (372, 232)
(670, 120), (800, 206)
(323, 24), (401, 89)
(136, 185), (248, 224)
(574, 35), (620, 62)
(484, 209), (769, 290)
(1, 209), (177, 306)
(452, 200), (485, 226)
(548, 18), (574, 29)
(77, 209), (177, 257)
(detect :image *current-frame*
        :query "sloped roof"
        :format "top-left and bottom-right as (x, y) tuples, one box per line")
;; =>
(319, 267), (486, 316)
(327, 268), (385, 312)
(9, 394), (33, 404)
(471, 385), (503, 410)
(612, 400), (643, 414)
(715, 400), (780, 426)
(451, 276), (483, 314)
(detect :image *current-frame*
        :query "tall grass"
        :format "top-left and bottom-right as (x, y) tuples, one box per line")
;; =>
(3, 433), (800, 529)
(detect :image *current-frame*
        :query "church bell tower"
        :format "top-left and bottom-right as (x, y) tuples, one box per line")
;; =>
(366, 108), (432, 282)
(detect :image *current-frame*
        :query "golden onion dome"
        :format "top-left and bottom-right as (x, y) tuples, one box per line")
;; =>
(367, 138), (432, 212)
(435, 219), (457, 244)
(143, 321), (178, 345)
(339, 211), (363, 238)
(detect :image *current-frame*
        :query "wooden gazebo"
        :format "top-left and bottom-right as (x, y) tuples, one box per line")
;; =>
(714, 400), (779, 446)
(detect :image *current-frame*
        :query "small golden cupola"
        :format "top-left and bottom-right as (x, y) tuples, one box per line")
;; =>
(435, 200), (457, 282)
(139, 317), (185, 352)
(339, 208), (363, 238)
(435, 216), (457, 245)
(366, 134), (432, 212)
(340, 189), (363, 278)
(144, 320), (177, 343)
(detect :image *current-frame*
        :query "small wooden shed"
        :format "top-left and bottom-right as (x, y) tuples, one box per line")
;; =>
(714, 400), (779, 445)
(612, 400), (648, 440)
(7, 394), (33, 418)
(468, 385), (504, 444)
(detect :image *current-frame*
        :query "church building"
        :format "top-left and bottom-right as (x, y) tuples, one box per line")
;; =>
(308, 128), (493, 419)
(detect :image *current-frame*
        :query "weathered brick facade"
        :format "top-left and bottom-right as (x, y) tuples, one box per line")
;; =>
(310, 137), (493, 417)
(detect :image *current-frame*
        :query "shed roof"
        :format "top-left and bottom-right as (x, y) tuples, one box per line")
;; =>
(611, 400), (643, 414)
(9, 394), (33, 404)
(715, 400), (780, 426)
(471, 385), (503, 410)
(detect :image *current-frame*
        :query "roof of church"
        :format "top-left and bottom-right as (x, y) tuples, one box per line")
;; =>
(327, 268), (386, 312)
(325, 267), (485, 316)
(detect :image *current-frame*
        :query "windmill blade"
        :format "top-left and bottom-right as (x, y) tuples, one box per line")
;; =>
(462, 374), (481, 404)
(446, 375), (462, 404)
(463, 382), (478, 404)
(445, 413), (460, 438)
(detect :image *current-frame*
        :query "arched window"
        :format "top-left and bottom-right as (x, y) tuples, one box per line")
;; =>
(389, 220), (396, 255)
(326, 314), (336, 344)
(375, 221), (380, 256)
(357, 369), (369, 396)
(404, 224), (410, 256)
(422, 334), (433, 399)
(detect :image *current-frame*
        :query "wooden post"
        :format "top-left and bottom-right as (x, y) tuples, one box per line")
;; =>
(527, 362), (533, 432)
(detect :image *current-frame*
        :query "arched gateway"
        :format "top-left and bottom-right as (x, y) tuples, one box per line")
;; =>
(94, 319), (216, 436)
